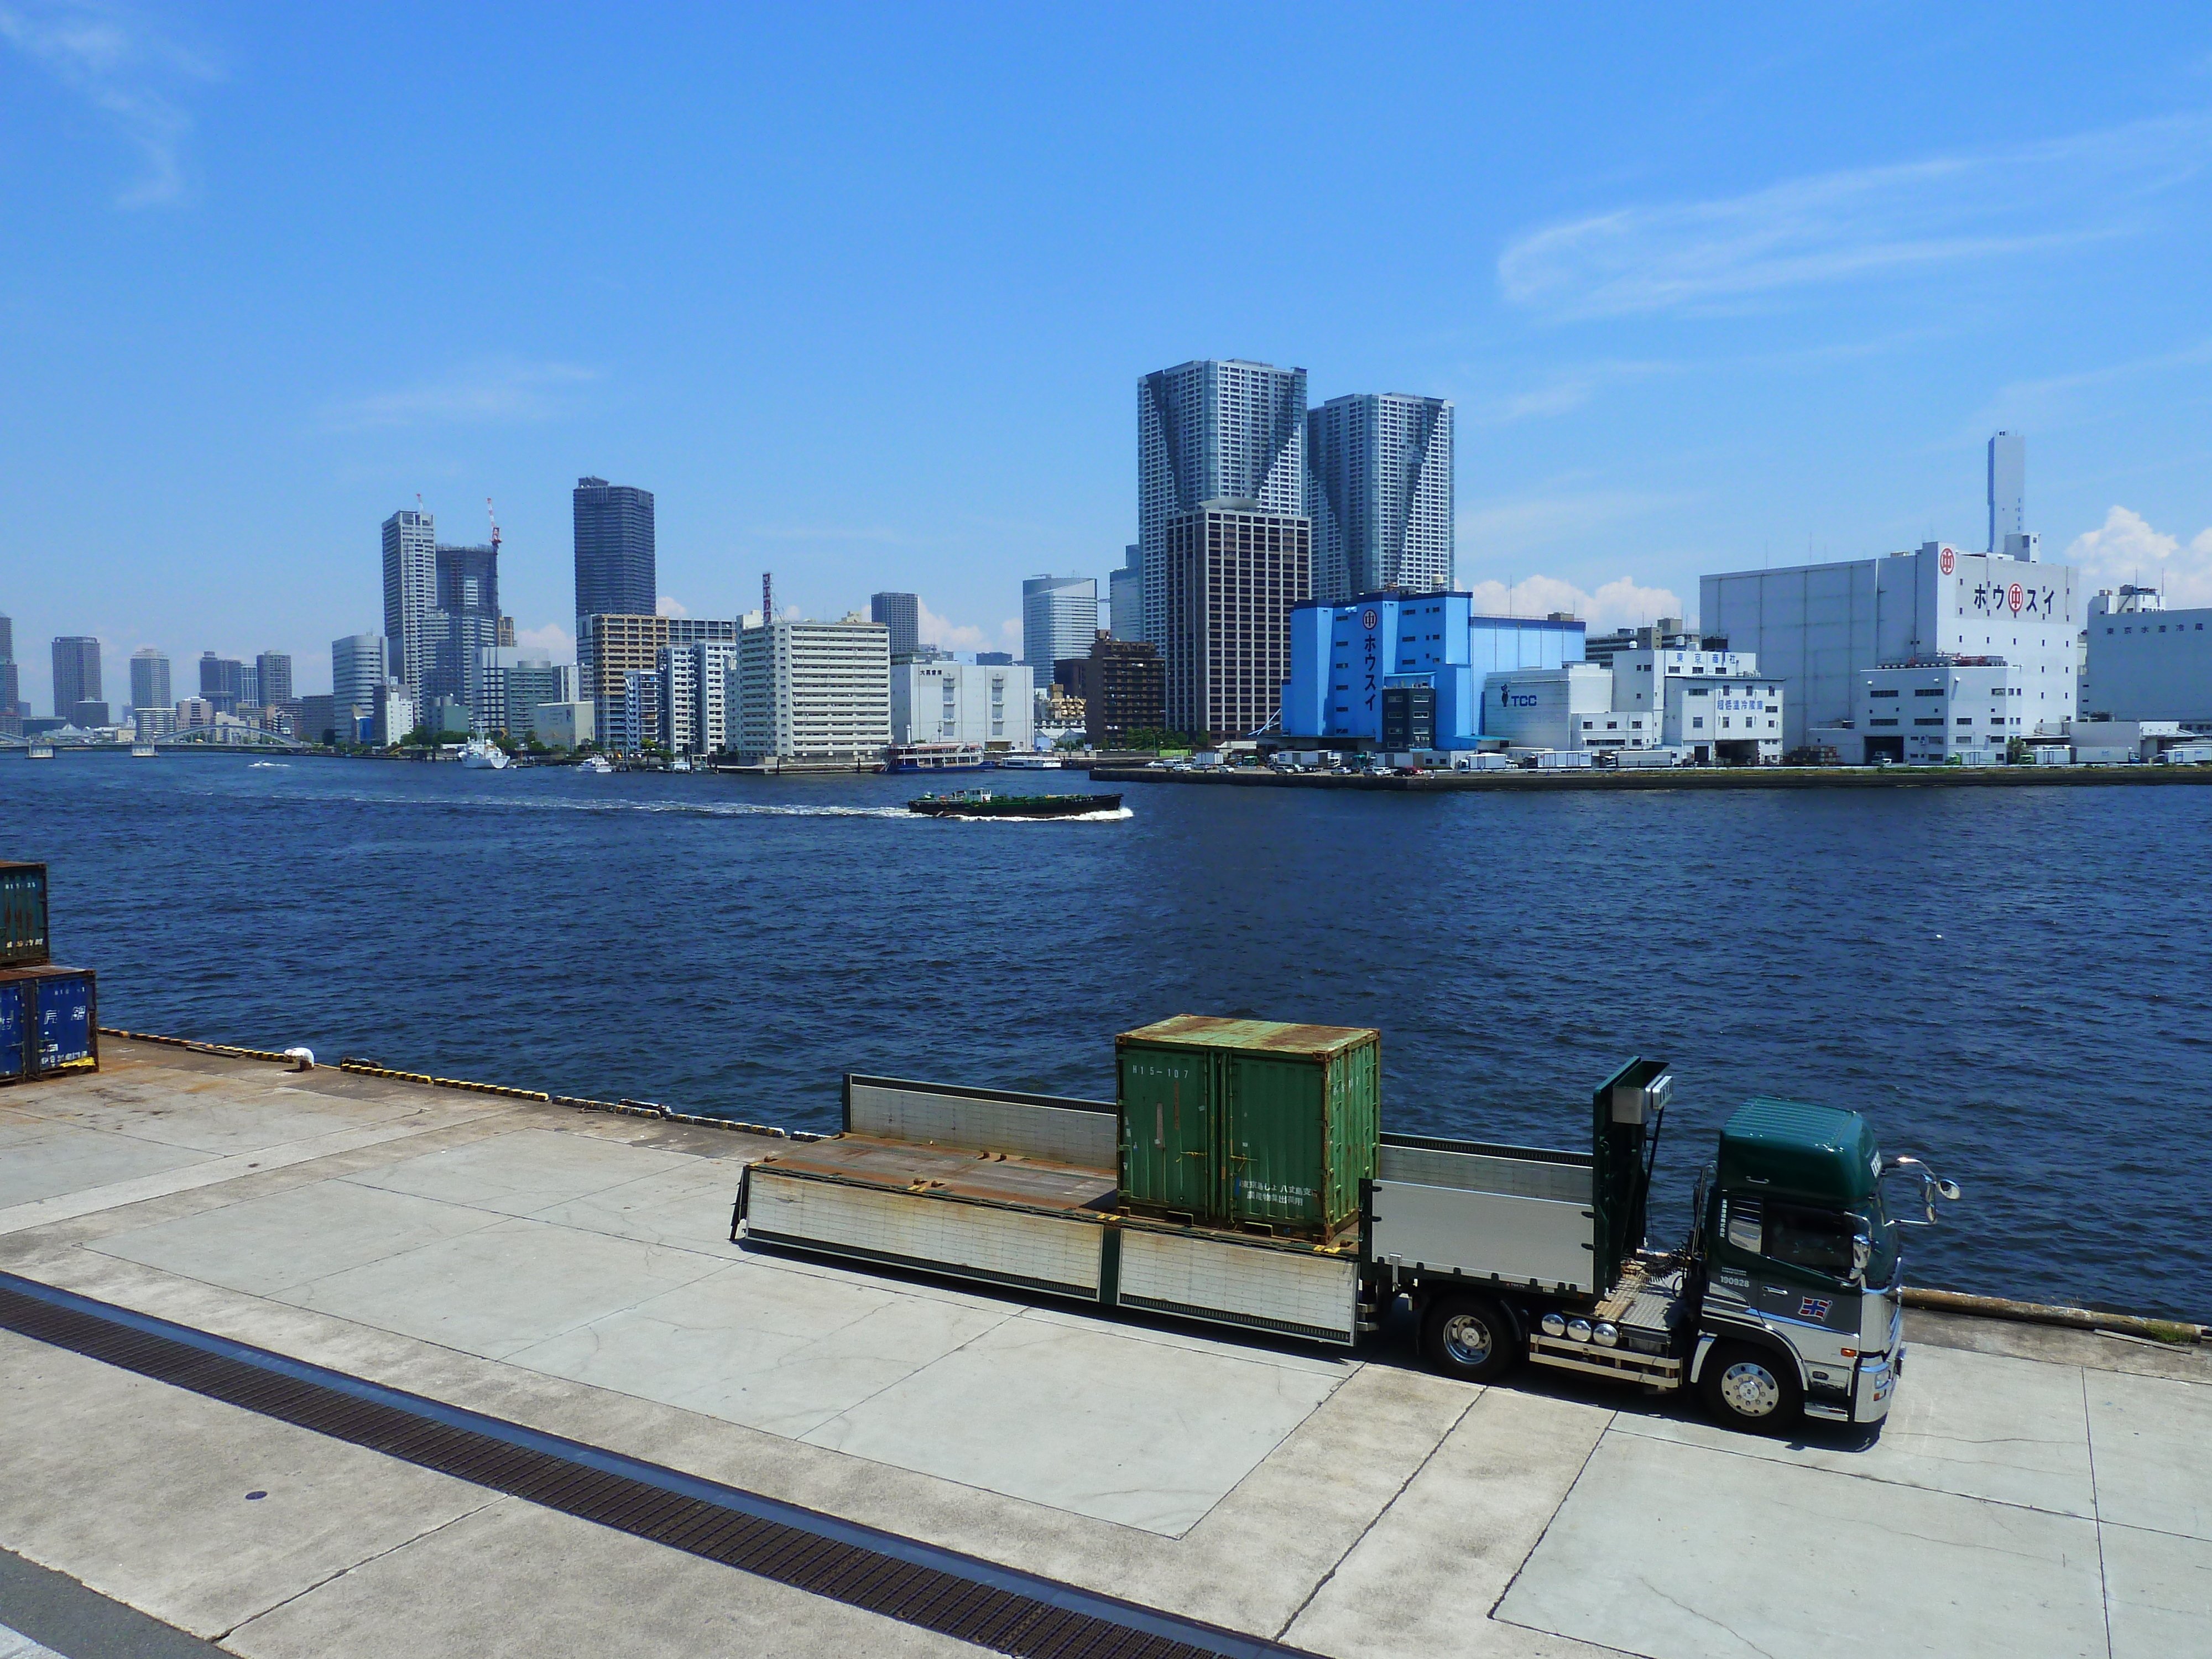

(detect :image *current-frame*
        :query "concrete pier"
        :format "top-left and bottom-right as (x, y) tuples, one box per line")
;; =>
(2, 1039), (2206, 1657)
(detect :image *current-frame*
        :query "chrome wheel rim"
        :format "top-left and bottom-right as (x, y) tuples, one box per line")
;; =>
(1719, 1359), (1782, 1417)
(1442, 1312), (1493, 1367)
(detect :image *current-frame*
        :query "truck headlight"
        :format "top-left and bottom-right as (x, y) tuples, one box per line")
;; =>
(1541, 1312), (1567, 1338)
(1593, 1321), (1618, 1348)
(1567, 1317), (1593, 1344)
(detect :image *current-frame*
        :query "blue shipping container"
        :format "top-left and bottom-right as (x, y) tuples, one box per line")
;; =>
(0, 965), (97, 1082)
(0, 980), (23, 1079)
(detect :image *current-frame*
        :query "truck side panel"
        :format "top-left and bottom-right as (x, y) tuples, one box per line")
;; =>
(844, 1076), (1116, 1166)
(1369, 1180), (1598, 1293)
(745, 1168), (1107, 1301)
(1117, 1227), (1358, 1345)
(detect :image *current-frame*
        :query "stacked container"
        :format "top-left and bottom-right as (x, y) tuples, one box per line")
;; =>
(1117, 1015), (1380, 1240)
(0, 862), (98, 1084)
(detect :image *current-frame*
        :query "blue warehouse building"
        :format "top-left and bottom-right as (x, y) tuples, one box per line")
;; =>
(1280, 593), (1585, 748)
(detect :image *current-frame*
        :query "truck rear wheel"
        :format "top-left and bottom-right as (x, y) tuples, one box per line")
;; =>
(1421, 1292), (1520, 1384)
(1700, 1342), (1803, 1434)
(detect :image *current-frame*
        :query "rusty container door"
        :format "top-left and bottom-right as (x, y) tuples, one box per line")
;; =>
(1117, 1041), (1217, 1218)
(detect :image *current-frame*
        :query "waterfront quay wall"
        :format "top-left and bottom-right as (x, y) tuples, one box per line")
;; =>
(1089, 763), (2212, 794)
(2, 1036), (2208, 1658)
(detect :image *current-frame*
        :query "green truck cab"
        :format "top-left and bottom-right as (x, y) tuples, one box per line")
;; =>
(1689, 1098), (1954, 1431)
(1384, 1059), (1961, 1435)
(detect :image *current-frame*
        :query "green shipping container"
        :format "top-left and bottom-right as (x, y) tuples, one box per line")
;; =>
(0, 863), (49, 968)
(1117, 1016), (1380, 1239)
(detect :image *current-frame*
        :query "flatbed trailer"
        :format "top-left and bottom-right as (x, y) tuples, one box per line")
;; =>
(734, 1046), (1959, 1435)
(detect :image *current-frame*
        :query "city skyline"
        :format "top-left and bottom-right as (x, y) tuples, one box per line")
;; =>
(6, 11), (2212, 711)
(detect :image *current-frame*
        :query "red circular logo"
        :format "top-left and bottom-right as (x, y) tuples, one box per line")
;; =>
(1939, 548), (1956, 575)
(2008, 583), (2025, 614)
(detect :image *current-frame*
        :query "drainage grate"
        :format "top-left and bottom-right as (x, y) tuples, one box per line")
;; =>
(0, 1272), (1312, 1659)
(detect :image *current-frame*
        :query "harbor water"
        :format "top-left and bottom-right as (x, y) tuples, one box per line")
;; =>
(6, 753), (2208, 1319)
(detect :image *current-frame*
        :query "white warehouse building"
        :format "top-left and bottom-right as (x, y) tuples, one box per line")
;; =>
(2082, 588), (2212, 729)
(1703, 541), (2078, 752)
(891, 659), (1035, 749)
(1480, 660), (1782, 762)
(1813, 660), (2022, 765)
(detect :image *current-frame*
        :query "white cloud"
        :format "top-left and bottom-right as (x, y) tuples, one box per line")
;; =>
(1461, 574), (1687, 633)
(0, 1), (218, 207)
(1498, 114), (2212, 319)
(654, 596), (689, 619)
(2065, 507), (2212, 607)
(915, 601), (985, 651)
(513, 623), (575, 664)
(999, 618), (1021, 645)
(325, 359), (598, 430)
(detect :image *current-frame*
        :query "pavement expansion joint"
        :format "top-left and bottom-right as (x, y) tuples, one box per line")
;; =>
(0, 1268), (1316, 1659)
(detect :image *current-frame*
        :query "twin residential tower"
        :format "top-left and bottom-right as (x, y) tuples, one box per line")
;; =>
(1135, 358), (1453, 735)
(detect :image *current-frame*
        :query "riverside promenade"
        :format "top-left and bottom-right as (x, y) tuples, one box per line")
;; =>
(2, 1038), (2206, 1658)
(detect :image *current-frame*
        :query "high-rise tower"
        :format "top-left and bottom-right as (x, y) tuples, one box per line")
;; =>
(431, 541), (500, 713)
(382, 508), (437, 703)
(573, 477), (656, 620)
(51, 637), (102, 717)
(870, 592), (921, 659)
(1138, 360), (1306, 645)
(1306, 393), (1454, 601)
(131, 649), (172, 713)
(1988, 431), (2026, 556)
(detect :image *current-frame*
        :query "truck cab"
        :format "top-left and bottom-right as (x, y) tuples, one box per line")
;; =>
(1689, 1097), (1942, 1432)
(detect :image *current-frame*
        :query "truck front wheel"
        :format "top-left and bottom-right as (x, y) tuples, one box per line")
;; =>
(1700, 1342), (1803, 1434)
(1421, 1293), (1521, 1384)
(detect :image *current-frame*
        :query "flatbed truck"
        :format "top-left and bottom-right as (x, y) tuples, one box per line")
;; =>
(733, 1043), (1960, 1434)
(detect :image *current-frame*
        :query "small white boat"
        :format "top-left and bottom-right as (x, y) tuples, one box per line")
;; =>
(460, 739), (511, 770)
(577, 754), (615, 774)
(670, 756), (692, 773)
(993, 752), (1064, 770)
(131, 743), (157, 758)
(27, 744), (54, 760)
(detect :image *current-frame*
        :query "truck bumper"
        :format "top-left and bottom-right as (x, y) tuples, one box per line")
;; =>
(1850, 1348), (1899, 1423)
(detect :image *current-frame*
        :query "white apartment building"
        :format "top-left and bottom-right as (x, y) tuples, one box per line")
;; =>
(1704, 541), (2078, 749)
(659, 639), (737, 755)
(2083, 588), (2212, 728)
(891, 659), (1034, 748)
(734, 615), (890, 761)
(1664, 674), (1784, 763)
(1814, 661), (2021, 765)
(612, 669), (660, 753)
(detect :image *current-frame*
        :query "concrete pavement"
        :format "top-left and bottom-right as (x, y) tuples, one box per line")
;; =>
(2, 1039), (2206, 1657)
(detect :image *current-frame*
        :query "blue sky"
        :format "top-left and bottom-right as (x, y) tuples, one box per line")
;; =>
(4, 3), (2211, 705)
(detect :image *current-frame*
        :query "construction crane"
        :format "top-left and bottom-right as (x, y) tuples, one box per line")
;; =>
(486, 497), (501, 553)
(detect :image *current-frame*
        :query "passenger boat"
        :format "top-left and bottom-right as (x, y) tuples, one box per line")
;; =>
(577, 754), (615, 774)
(907, 790), (1123, 818)
(991, 752), (1065, 770)
(886, 742), (988, 772)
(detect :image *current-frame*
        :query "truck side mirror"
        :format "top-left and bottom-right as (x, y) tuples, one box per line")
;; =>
(1850, 1230), (1872, 1285)
(1882, 1155), (1962, 1225)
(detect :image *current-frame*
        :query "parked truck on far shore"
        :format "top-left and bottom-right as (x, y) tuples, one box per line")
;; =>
(732, 1016), (1961, 1434)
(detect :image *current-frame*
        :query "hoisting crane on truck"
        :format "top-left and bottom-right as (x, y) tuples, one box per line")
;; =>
(732, 1019), (1963, 1436)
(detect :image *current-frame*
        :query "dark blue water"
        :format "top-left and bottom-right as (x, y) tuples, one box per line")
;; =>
(6, 753), (2208, 1319)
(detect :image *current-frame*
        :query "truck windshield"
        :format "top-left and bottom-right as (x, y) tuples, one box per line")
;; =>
(1762, 1201), (1856, 1277)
